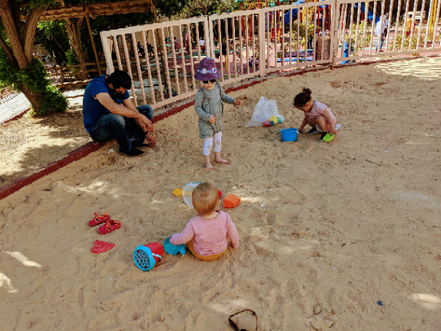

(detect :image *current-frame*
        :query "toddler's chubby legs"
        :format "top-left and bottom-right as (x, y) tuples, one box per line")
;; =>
(186, 241), (226, 261)
(306, 115), (333, 133)
(203, 132), (228, 170)
(304, 116), (318, 129)
(315, 115), (335, 133)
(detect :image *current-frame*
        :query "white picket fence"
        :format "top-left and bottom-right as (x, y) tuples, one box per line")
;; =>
(100, 0), (440, 109)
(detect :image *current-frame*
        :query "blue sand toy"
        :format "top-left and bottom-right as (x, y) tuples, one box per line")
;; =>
(280, 128), (299, 142)
(164, 236), (186, 256)
(133, 242), (164, 271)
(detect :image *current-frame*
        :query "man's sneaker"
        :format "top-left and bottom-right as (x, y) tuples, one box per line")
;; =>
(131, 140), (150, 147)
(307, 127), (320, 135)
(122, 147), (144, 156)
(318, 132), (328, 142)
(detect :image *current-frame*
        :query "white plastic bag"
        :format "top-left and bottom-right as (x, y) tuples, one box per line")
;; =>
(246, 97), (280, 127)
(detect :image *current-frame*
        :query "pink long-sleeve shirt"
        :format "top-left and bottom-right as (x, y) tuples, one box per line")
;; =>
(170, 211), (240, 256)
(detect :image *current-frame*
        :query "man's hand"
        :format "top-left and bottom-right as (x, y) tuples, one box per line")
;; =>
(234, 99), (243, 106)
(209, 115), (216, 124)
(139, 114), (153, 132)
(146, 133), (156, 147)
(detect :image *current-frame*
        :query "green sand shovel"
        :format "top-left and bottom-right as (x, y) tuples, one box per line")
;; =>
(322, 133), (334, 142)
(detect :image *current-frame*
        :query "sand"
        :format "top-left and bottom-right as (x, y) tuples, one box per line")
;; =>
(1, 56), (441, 331)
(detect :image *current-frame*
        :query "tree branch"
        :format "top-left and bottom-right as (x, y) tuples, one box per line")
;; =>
(9, 0), (21, 41)
(0, 34), (17, 68)
(24, 6), (47, 62)
(0, 0), (28, 68)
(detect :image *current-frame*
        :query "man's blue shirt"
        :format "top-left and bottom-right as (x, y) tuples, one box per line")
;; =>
(82, 74), (129, 133)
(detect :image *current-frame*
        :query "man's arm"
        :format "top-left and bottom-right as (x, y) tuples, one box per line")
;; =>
(95, 93), (153, 133)
(96, 93), (141, 119)
(123, 97), (154, 134)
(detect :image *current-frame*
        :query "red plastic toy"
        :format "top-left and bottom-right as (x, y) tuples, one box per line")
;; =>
(223, 194), (241, 208)
(91, 240), (115, 254)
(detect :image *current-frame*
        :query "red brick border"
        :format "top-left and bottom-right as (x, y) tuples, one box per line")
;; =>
(1, 107), (30, 125)
(0, 141), (105, 200)
(1, 55), (439, 200)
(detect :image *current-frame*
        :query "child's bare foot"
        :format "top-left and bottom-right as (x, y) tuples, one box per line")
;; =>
(205, 162), (215, 170)
(215, 158), (229, 164)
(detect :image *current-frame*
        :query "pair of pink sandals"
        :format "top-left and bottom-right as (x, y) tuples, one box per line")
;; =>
(88, 212), (121, 234)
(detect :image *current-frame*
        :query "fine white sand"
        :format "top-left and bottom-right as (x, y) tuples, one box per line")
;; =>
(1, 57), (440, 331)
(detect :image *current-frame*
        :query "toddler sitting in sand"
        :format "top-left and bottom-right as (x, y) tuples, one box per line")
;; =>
(294, 87), (337, 141)
(194, 57), (243, 170)
(169, 183), (239, 261)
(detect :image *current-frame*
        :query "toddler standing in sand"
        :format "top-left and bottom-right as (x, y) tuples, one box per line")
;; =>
(294, 87), (337, 141)
(169, 183), (239, 261)
(194, 57), (243, 170)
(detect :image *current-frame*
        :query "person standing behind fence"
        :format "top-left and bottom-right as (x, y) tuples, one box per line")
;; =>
(375, 13), (389, 52)
(194, 58), (243, 170)
(405, 13), (416, 36)
(82, 70), (156, 156)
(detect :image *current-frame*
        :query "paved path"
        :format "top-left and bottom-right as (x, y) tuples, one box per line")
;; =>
(0, 89), (85, 124)
(0, 93), (31, 124)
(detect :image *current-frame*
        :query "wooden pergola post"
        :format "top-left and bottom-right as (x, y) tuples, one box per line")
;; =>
(85, 6), (102, 76)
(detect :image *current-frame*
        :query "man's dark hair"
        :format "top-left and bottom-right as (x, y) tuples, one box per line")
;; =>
(107, 70), (132, 89)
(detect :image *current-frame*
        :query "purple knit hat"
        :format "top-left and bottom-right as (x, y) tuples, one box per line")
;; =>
(194, 57), (222, 81)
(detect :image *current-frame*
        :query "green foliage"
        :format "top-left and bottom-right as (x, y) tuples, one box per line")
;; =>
(283, 20), (315, 51)
(390, 28), (426, 53)
(179, 0), (237, 18)
(343, 22), (372, 54)
(35, 20), (70, 64)
(29, 84), (68, 117)
(15, 59), (67, 117)
(0, 50), (19, 89)
(65, 48), (79, 66)
(156, 0), (190, 19)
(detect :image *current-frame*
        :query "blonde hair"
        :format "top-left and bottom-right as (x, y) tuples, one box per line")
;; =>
(192, 182), (219, 215)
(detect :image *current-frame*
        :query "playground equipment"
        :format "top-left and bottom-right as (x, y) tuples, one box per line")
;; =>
(353, 3), (379, 23)
(428, 0), (439, 41)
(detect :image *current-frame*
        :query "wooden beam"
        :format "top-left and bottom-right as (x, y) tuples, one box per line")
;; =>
(85, 7), (102, 76)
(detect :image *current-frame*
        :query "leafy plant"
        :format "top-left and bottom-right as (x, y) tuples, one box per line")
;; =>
(389, 27), (429, 53)
(343, 22), (372, 54)
(281, 20), (315, 52)
(65, 48), (79, 66)
(15, 58), (67, 117)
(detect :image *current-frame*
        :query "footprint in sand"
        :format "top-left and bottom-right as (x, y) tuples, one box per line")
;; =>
(307, 305), (338, 330)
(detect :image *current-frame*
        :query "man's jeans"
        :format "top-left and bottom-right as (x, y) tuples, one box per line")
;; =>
(89, 105), (153, 153)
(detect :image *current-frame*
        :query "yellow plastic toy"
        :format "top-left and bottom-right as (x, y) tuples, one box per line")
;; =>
(268, 115), (284, 126)
(173, 188), (183, 197)
(269, 115), (278, 125)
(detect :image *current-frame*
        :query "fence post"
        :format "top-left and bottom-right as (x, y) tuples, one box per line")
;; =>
(100, 31), (114, 74)
(258, 12), (266, 78)
(205, 17), (212, 58)
(331, 0), (340, 65)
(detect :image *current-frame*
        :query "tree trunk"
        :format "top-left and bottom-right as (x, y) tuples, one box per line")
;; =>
(65, 18), (88, 80)
(18, 82), (41, 110)
(0, 0), (28, 69)
(0, 0), (49, 112)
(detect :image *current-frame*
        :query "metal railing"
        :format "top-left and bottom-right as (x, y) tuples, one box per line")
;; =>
(333, 0), (441, 63)
(101, 16), (210, 109)
(100, 0), (440, 110)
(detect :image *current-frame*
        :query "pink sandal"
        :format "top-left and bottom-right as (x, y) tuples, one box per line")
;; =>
(98, 220), (121, 234)
(88, 212), (110, 227)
